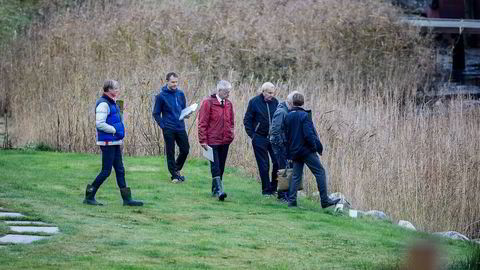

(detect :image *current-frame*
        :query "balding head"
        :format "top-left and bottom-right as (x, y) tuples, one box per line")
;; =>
(261, 82), (276, 101)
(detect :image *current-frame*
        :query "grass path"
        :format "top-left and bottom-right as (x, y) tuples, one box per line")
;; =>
(0, 150), (475, 269)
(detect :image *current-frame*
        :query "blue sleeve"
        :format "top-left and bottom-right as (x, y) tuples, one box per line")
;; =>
(182, 91), (187, 110)
(152, 95), (165, 129)
(243, 99), (254, 138)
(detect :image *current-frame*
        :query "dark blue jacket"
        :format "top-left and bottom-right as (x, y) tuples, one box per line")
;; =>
(96, 95), (124, 142)
(285, 107), (323, 161)
(152, 85), (187, 131)
(243, 94), (279, 138)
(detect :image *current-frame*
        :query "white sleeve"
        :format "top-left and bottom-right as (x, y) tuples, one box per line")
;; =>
(95, 102), (116, 134)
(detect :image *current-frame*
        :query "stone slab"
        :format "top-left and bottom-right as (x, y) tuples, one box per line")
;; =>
(4, 221), (51, 226)
(8, 226), (59, 234)
(0, 212), (25, 218)
(0, 234), (48, 244)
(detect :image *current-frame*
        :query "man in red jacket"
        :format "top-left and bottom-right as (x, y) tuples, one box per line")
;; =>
(198, 80), (235, 201)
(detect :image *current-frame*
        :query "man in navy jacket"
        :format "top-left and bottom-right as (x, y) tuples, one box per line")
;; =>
(285, 92), (339, 208)
(153, 72), (190, 183)
(243, 82), (279, 195)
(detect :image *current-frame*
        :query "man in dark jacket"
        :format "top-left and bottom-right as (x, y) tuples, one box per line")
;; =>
(83, 80), (143, 206)
(270, 91), (298, 201)
(285, 92), (339, 208)
(152, 72), (190, 183)
(198, 80), (234, 201)
(243, 82), (279, 196)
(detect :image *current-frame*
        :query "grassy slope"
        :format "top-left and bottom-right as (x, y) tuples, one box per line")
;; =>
(0, 150), (474, 269)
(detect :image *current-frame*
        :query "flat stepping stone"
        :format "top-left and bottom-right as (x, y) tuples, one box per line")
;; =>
(0, 234), (48, 244)
(0, 212), (25, 218)
(4, 221), (51, 226)
(8, 226), (59, 234)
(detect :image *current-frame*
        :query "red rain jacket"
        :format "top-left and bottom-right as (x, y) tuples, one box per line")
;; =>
(198, 94), (235, 145)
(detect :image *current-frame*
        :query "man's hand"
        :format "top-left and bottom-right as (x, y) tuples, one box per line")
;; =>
(201, 144), (208, 151)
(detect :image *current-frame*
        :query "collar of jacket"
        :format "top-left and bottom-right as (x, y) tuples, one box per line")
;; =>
(291, 106), (310, 113)
(102, 94), (115, 104)
(162, 84), (178, 93)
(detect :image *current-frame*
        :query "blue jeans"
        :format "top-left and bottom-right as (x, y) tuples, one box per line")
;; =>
(252, 134), (278, 194)
(288, 152), (328, 203)
(272, 142), (289, 199)
(92, 145), (126, 189)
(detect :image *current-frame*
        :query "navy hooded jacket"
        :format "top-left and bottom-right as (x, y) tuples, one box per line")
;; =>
(243, 94), (279, 138)
(152, 85), (187, 131)
(285, 107), (323, 161)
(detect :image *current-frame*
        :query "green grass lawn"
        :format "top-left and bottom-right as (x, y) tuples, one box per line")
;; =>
(0, 149), (476, 269)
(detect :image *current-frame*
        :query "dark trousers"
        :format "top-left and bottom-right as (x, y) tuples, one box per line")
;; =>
(92, 145), (127, 189)
(272, 142), (289, 199)
(288, 152), (328, 203)
(252, 134), (278, 194)
(210, 144), (230, 178)
(163, 129), (190, 177)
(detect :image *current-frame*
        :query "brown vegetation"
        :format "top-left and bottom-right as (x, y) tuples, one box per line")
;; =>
(0, 0), (478, 237)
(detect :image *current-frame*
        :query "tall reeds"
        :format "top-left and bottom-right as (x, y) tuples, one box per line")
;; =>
(0, 0), (478, 237)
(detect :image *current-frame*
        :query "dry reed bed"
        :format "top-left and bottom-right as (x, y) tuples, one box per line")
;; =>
(0, 0), (478, 237)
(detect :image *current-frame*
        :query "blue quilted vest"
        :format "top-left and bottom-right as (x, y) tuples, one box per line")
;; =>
(96, 95), (124, 143)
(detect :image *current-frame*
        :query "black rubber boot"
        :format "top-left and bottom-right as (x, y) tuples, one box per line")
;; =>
(83, 184), (103, 206)
(120, 187), (144, 206)
(214, 176), (227, 201)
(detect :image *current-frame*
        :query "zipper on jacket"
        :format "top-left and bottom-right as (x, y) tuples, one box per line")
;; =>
(254, 122), (260, 132)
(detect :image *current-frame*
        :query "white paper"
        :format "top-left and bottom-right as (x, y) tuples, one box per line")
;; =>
(179, 103), (198, 120)
(202, 145), (214, 162)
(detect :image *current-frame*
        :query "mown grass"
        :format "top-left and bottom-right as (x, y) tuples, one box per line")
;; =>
(0, 149), (476, 269)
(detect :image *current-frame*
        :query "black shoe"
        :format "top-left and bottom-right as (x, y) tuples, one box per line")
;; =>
(120, 187), (144, 206)
(321, 198), (340, 209)
(288, 201), (297, 207)
(83, 184), (103, 206)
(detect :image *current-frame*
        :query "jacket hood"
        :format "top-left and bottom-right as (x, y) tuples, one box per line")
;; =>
(277, 101), (288, 110)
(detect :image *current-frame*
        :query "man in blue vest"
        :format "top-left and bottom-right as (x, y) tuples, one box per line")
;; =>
(153, 72), (190, 183)
(285, 92), (339, 208)
(83, 80), (143, 206)
(243, 82), (279, 196)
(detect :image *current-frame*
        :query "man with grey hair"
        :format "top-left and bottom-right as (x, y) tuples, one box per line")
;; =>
(243, 82), (279, 196)
(269, 90), (299, 201)
(198, 80), (235, 201)
(83, 80), (143, 206)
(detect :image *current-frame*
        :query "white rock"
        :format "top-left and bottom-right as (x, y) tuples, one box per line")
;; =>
(433, 231), (469, 241)
(297, 191), (306, 198)
(334, 204), (344, 213)
(398, 220), (416, 230)
(329, 192), (352, 208)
